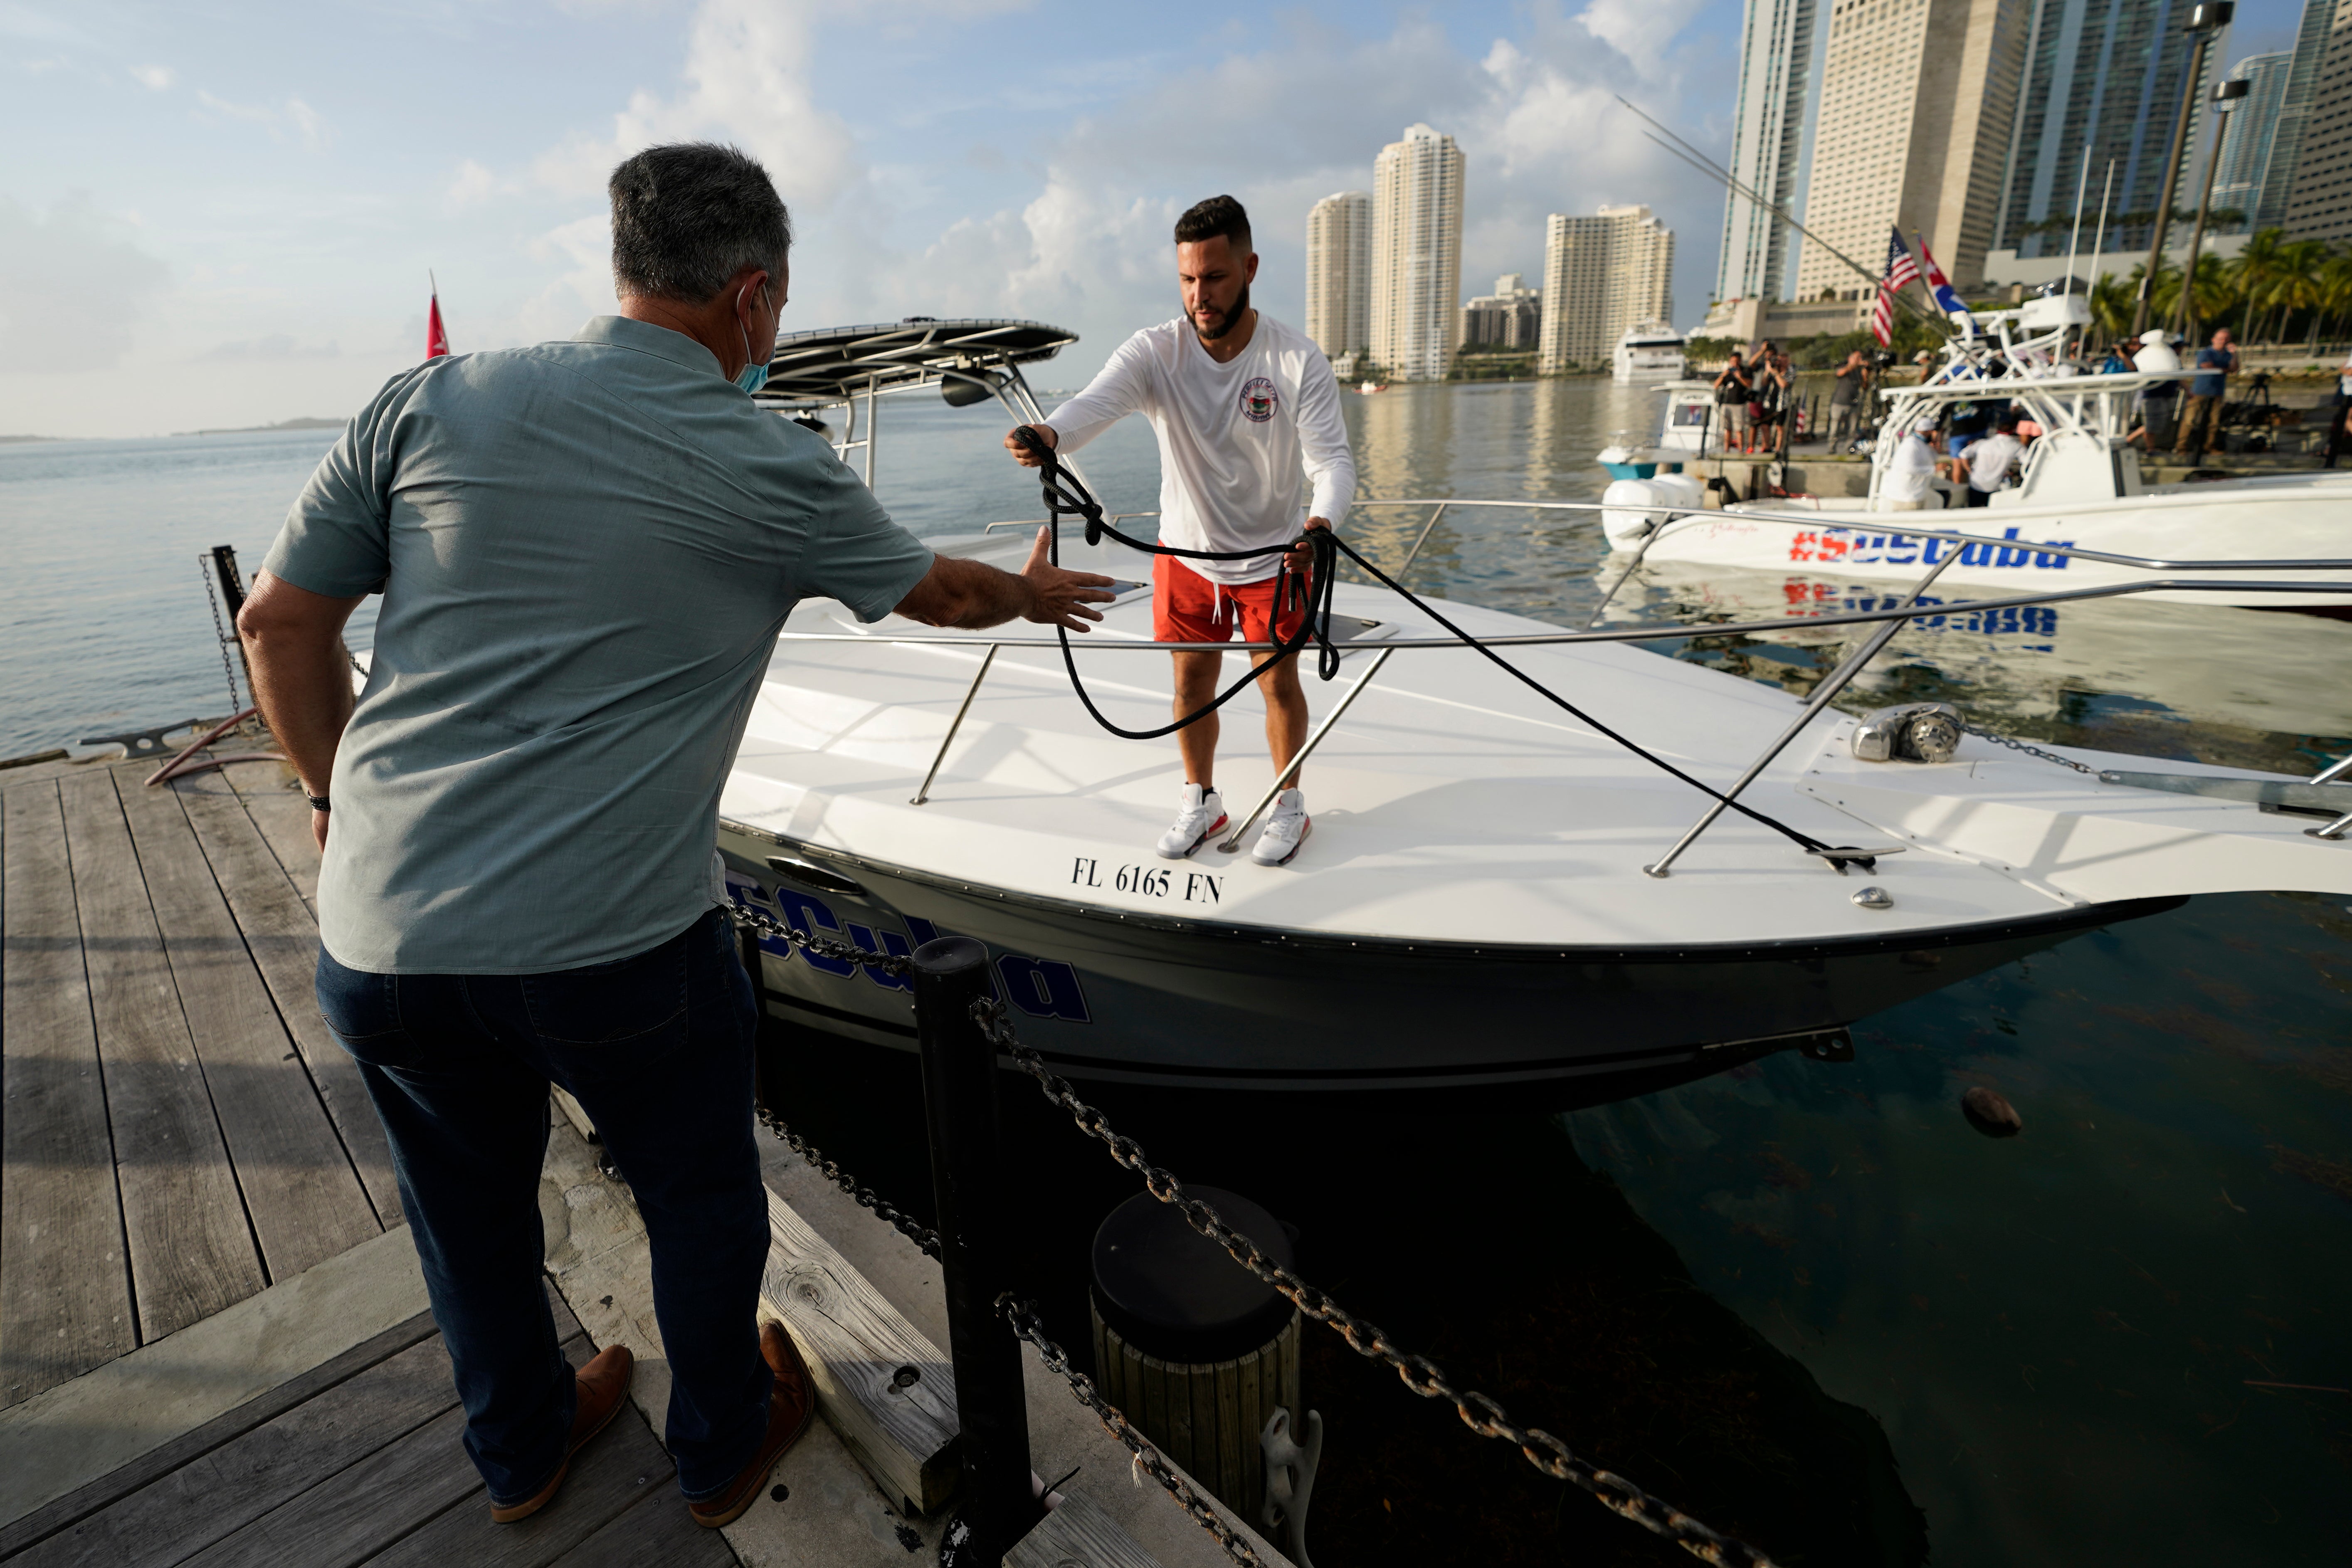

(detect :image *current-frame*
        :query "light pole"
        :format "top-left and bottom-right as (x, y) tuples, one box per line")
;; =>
(2175, 74), (2252, 345)
(2134, 2), (2235, 339)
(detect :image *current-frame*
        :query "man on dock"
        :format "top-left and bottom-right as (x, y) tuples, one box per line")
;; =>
(1003, 195), (1355, 867)
(235, 141), (1111, 1531)
(1827, 350), (1869, 448)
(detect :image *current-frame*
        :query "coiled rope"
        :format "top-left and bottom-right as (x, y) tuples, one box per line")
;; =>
(1012, 425), (1833, 854)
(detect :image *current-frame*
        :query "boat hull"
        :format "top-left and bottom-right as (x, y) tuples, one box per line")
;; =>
(1640, 482), (2352, 608)
(721, 823), (2178, 1094)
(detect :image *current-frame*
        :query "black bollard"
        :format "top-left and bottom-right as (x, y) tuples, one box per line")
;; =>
(913, 937), (1033, 1565)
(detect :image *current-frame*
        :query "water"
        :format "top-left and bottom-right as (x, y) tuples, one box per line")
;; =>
(7, 380), (2346, 1562)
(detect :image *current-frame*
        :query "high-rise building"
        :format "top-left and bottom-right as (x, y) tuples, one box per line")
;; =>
(2213, 52), (2297, 227)
(1992, 0), (2230, 264)
(1461, 273), (1542, 350)
(1718, 0), (1821, 306)
(2261, 0), (2343, 232)
(1304, 190), (1370, 361)
(1796, 0), (2031, 300)
(2286, 0), (2352, 240)
(1538, 206), (1675, 372)
(1370, 124), (1466, 381)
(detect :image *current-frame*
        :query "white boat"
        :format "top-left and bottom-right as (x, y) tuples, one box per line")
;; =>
(714, 321), (2352, 1097)
(1596, 380), (1716, 479)
(1596, 295), (2352, 610)
(1612, 322), (1687, 382)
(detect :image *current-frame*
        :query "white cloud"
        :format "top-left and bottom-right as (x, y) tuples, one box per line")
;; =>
(196, 333), (340, 363)
(195, 89), (328, 148)
(531, 0), (859, 209)
(445, 158), (498, 212)
(0, 192), (170, 373)
(130, 63), (172, 90)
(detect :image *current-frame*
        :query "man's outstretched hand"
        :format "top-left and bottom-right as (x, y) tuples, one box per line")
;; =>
(1020, 526), (1115, 632)
(1004, 424), (1058, 469)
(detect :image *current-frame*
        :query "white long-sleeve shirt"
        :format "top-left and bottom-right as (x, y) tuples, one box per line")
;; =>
(1044, 314), (1356, 585)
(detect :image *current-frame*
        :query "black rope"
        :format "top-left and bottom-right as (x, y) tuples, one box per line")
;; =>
(1013, 426), (1830, 854)
(1017, 425), (1341, 742)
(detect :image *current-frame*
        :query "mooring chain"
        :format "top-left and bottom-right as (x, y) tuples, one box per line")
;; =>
(198, 556), (244, 715)
(721, 906), (939, 1256)
(723, 899), (915, 977)
(1960, 721), (2098, 776)
(1000, 1296), (1269, 1568)
(972, 997), (1784, 1568)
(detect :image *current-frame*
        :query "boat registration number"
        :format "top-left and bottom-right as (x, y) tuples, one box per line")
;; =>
(1072, 857), (1222, 905)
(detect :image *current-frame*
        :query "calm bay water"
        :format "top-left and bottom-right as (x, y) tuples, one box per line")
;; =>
(4, 379), (2345, 1562)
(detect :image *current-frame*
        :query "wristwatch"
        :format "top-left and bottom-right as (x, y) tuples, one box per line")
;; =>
(306, 793), (331, 813)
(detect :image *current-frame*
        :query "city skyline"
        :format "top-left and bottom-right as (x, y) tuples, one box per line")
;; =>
(1370, 123), (1467, 380)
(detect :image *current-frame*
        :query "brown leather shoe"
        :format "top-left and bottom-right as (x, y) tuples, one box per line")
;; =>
(688, 1321), (816, 1529)
(489, 1344), (637, 1524)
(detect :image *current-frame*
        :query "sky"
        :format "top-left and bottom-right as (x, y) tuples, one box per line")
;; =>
(0, 0), (2311, 439)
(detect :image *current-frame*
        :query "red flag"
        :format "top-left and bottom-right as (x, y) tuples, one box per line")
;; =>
(426, 286), (450, 359)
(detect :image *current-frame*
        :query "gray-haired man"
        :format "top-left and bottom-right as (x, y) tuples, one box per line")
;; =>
(238, 142), (1111, 1528)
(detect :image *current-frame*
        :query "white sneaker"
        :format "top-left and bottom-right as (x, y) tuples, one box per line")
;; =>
(1155, 783), (1227, 859)
(1250, 788), (1311, 866)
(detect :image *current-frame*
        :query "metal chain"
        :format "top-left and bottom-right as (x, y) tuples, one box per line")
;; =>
(974, 997), (1783, 1568)
(1001, 1296), (1269, 1568)
(1960, 721), (2098, 775)
(722, 903), (937, 1255)
(199, 556), (243, 714)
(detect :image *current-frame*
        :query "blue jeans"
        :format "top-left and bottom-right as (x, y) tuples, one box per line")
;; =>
(317, 907), (772, 1506)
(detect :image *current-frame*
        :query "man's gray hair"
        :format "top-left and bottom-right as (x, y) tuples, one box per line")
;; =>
(609, 143), (792, 304)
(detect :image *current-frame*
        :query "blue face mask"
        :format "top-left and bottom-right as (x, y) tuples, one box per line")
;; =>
(736, 281), (772, 394)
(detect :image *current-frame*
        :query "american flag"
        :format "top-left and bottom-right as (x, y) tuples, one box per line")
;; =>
(1870, 229), (1920, 346)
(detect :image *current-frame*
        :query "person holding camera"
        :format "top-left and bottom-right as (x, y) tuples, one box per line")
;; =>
(1828, 350), (1869, 447)
(1713, 348), (1753, 455)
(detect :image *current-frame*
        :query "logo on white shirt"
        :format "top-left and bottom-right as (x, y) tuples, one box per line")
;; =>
(1240, 377), (1279, 424)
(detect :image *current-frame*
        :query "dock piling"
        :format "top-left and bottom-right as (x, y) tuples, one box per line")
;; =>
(913, 936), (1034, 1564)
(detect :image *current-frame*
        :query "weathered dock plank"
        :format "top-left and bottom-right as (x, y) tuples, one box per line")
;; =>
(6, 1333), (459, 1568)
(55, 772), (263, 1343)
(116, 775), (378, 1279)
(218, 764), (317, 917)
(0, 784), (135, 1407)
(1007, 1489), (1165, 1568)
(170, 771), (400, 1225)
(173, 1335), (593, 1568)
(549, 1487), (738, 1567)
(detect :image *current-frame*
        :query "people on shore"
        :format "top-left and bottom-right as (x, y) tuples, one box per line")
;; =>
(1712, 348), (1752, 456)
(2326, 346), (2352, 469)
(2134, 330), (2183, 452)
(1827, 350), (1869, 448)
(2176, 328), (2238, 459)
(1748, 342), (1787, 457)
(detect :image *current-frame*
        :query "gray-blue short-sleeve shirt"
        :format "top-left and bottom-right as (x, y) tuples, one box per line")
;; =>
(263, 315), (935, 975)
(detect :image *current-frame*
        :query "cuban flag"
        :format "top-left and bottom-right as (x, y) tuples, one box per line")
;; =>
(427, 270), (451, 359)
(1912, 236), (1970, 317)
(1870, 230), (1919, 346)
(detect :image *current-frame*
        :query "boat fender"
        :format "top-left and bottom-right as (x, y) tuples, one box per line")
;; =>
(1599, 473), (1704, 550)
(1962, 1085), (2023, 1138)
(1851, 702), (1963, 764)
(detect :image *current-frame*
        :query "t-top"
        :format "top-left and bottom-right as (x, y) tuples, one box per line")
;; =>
(2192, 346), (2234, 399)
(263, 316), (936, 975)
(1044, 314), (1355, 586)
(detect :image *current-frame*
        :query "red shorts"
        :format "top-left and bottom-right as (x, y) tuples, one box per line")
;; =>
(1152, 555), (1310, 647)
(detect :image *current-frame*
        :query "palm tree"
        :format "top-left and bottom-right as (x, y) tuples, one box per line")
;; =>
(2174, 252), (2235, 341)
(2314, 249), (2352, 348)
(2226, 228), (2294, 344)
(2130, 257), (2182, 327)
(2266, 240), (2330, 350)
(2089, 271), (2134, 343)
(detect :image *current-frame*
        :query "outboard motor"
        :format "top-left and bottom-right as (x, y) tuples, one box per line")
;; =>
(1599, 472), (1705, 551)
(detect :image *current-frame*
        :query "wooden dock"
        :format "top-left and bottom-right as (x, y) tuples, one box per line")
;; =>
(3, 754), (397, 1407)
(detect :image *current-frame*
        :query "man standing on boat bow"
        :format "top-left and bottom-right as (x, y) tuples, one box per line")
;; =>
(1004, 195), (1355, 866)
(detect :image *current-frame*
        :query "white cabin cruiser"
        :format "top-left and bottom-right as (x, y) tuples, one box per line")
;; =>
(1596, 380), (1715, 480)
(1612, 322), (1687, 383)
(716, 321), (2352, 1096)
(1597, 295), (2352, 609)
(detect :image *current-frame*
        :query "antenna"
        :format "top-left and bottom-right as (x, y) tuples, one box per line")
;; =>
(1617, 97), (1948, 336)
(2063, 142), (2091, 293)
